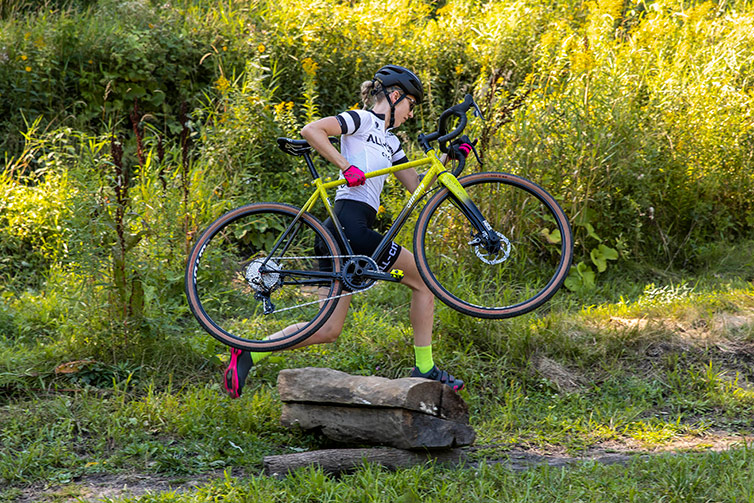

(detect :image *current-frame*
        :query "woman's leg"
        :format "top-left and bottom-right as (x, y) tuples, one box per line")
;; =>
(391, 247), (434, 347)
(280, 293), (352, 348)
(393, 247), (465, 391)
(224, 292), (351, 398)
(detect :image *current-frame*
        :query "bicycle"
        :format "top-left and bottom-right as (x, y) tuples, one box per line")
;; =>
(185, 95), (574, 352)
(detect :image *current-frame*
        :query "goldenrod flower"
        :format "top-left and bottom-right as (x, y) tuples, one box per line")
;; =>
(302, 57), (318, 77)
(215, 75), (230, 92)
(569, 51), (595, 74)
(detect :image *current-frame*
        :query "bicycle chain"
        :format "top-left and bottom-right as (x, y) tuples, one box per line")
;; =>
(256, 254), (378, 314)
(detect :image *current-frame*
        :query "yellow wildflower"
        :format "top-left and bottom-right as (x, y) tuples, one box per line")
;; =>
(569, 51), (595, 74)
(257, 43), (265, 53)
(25, 66), (32, 72)
(302, 57), (318, 77)
(21, 55), (28, 61)
(215, 75), (230, 92)
(436, 4), (452, 16)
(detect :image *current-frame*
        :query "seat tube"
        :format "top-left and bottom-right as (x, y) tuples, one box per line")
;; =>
(313, 178), (353, 255)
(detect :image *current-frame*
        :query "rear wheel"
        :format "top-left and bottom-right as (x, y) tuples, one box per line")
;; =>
(414, 172), (573, 319)
(185, 203), (343, 351)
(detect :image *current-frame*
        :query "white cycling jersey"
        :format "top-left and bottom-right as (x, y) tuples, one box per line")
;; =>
(334, 109), (408, 211)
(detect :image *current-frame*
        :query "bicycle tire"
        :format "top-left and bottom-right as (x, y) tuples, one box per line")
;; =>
(185, 202), (343, 351)
(414, 172), (573, 319)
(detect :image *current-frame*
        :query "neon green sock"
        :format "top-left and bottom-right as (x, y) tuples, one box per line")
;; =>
(413, 345), (434, 374)
(251, 351), (271, 365)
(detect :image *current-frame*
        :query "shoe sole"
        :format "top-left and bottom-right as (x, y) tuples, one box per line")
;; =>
(224, 348), (242, 398)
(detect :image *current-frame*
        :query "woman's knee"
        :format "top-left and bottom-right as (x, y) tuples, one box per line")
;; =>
(398, 260), (432, 296)
(312, 322), (343, 344)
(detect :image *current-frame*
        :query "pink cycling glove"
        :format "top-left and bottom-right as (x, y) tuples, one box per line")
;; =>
(456, 143), (473, 158)
(343, 165), (366, 187)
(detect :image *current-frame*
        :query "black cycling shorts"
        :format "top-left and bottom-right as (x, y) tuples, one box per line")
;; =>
(317, 199), (401, 273)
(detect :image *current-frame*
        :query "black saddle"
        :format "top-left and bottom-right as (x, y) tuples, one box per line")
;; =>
(277, 137), (339, 157)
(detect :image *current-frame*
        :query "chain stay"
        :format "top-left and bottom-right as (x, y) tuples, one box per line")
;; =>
(256, 254), (377, 314)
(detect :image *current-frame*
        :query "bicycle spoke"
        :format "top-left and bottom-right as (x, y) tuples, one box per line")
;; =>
(415, 173), (572, 319)
(185, 203), (344, 351)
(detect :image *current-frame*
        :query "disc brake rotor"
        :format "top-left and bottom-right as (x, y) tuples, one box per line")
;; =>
(470, 231), (511, 265)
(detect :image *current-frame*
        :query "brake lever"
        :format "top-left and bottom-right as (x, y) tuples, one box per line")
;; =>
(471, 100), (485, 121)
(471, 142), (483, 167)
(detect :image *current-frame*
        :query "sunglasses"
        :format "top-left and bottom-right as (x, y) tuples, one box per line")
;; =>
(403, 95), (417, 112)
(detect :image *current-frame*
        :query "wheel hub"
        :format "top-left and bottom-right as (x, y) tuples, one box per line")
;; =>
(245, 258), (281, 292)
(469, 231), (511, 265)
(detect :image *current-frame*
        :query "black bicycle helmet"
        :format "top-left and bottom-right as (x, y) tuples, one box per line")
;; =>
(374, 65), (424, 104)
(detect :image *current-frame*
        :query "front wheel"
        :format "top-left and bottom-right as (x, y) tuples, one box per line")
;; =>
(185, 203), (344, 351)
(414, 172), (573, 319)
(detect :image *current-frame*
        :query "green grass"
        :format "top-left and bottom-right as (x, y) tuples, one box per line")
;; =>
(2, 0), (754, 499)
(2, 248), (754, 501)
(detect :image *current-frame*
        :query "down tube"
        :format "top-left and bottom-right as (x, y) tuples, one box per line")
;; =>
(370, 159), (440, 261)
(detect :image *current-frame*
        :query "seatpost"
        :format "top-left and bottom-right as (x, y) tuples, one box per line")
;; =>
(302, 152), (321, 180)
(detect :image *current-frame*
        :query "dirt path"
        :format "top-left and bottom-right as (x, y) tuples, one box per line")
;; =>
(472, 434), (752, 472)
(14, 435), (752, 502)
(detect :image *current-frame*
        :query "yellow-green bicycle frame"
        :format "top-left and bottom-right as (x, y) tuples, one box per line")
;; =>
(291, 146), (496, 276)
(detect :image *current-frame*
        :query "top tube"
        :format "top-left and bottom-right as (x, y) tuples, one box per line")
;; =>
(320, 156), (435, 190)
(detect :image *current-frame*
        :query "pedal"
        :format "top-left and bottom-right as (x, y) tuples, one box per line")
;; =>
(390, 269), (404, 281)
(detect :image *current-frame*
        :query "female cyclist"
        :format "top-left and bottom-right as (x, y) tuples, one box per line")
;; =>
(223, 65), (467, 398)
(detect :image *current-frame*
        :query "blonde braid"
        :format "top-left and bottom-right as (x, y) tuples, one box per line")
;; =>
(360, 80), (377, 109)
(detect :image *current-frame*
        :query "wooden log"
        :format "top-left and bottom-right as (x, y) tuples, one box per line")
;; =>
(263, 447), (465, 477)
(281, 403), (476, 449)
(277, 367), (469, 422)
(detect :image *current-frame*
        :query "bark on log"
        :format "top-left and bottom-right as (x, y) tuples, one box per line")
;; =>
(277, 367), (475, 449)
(281, 403), (475, 449)
(263, 447), (465, 477)
(277, 367), (469, 422)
